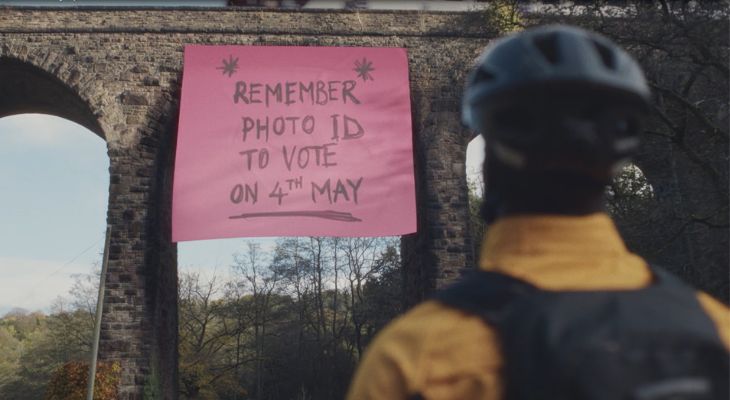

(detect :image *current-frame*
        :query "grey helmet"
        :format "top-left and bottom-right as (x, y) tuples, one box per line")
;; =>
(463, 25), (652, 180)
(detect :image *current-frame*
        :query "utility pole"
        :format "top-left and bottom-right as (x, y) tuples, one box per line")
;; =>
(86, 226), (111, 400)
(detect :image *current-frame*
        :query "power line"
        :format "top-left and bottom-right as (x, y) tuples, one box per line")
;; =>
(14, 231), (105, 310)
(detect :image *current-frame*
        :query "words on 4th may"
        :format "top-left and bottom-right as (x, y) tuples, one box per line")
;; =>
(229, 79), (366, 208)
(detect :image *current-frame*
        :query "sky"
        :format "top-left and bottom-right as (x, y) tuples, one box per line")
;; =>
(0, 115), (109, 315)
(0, 113), (485, 316)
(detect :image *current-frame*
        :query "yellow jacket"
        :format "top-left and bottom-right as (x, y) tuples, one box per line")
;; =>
(346, 213), (730, 400)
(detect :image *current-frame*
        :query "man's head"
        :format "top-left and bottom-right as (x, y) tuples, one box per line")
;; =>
(462, 25), (651, 221)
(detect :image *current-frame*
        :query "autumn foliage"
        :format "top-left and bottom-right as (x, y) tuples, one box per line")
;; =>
(45, 361), (121, 400)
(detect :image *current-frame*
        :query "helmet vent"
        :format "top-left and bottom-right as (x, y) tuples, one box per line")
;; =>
(474, 67), (496, 83)
(592, 39), (616, 70)
(533, 33), (561, 65)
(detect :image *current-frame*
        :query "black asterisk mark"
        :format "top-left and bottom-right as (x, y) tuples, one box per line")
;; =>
(354, 58), (375, 82)
(216, 55), (239, 77)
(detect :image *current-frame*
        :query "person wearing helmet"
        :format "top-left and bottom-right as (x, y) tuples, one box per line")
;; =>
(346, 25), (729, 400)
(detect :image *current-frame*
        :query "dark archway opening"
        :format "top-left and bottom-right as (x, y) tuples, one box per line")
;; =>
(0, 57), (103, 138)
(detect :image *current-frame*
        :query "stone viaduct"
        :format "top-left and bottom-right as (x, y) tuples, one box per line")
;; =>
(0, 6), (497, 398)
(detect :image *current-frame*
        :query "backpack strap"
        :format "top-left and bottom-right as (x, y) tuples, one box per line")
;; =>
(432, 264), (690, 325)
(646, 264), (688, 287)
(410, 271), (537, 400)
(432, 270), (539, 325)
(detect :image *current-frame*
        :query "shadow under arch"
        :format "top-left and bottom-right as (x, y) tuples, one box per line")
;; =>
(0, 56), (104, 139)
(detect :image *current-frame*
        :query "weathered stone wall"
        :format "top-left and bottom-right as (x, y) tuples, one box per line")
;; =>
(0, 7), (495, 399)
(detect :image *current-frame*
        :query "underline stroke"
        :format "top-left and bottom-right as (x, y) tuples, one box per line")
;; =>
(229, 210), (362, 222)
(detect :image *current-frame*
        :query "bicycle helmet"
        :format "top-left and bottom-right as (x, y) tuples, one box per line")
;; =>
(463, 25), (651, 181)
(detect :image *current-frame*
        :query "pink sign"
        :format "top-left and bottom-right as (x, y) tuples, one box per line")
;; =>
(172, 45), (416, 242)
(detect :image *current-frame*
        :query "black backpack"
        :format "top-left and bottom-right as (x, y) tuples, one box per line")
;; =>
(432, 266), (729, 400)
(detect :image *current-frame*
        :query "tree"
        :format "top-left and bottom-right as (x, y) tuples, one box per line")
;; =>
(174, 237), (403, 399)
(44, 361), (121, 400)
(477, 0), (729, 302)
(0, 324), (22, 388)
(230, 242), (282, 400)
(178, 270), (248, 399)
(553, 1), (729, 302)
(467, 180), (486, 261)
(0, 272), (98, 400)
(341, 237), (400, 359)
(45, 271), (99, 363)
(360, 244), (403, 345)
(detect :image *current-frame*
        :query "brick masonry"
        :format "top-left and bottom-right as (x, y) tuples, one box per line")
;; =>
(0, 7), (496, 399)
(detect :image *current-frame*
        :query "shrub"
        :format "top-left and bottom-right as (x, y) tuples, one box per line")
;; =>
(45, 361), (121, 400)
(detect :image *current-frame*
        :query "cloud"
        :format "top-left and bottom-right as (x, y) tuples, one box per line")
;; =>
(0, 256), (94, 313)
(0, 114), (102, 148)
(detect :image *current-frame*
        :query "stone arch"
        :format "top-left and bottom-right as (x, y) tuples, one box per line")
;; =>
(0, 50), (180, 399)
(0, 7), (501, 398)
(0, 55), (104, 137)
(0, 53), (114, 392)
